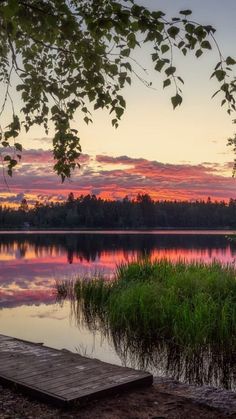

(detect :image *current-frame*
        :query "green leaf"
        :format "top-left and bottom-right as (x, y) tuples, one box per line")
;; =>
(152, 53), (159, 61)
(178, 41), (185, 48)
(152, 11), (165, 19)
(179, 10), (192, 16)
(221, 83), (229, 92)
(3, 0), (19, 18)
(195, 49), (203, 58)
(131, 5), (143, 17)
(177, 76), (184, 84)
(215, 62), (221, 70)
(214, 70), (226, 82)
(163, 79), (171, 88)
(121, 48), (130, 57)
(194, 26), (207, 40)
(112, 118), (118, 127)
(161, 44), (170, 54)
(203, 25), (216, 34)
(15, 143), (22, 152)
(3, 155), (11, 161)
(185, 23), (195, 33)
(127, 33), (137, 49)
(84, 116), (90, 125)
(155, 60), (166, 72)
(2, 141), (9, 147)
(201, 40), (211, 50)
(117, 95), (126, 108)
(165, 66), (176, 76)
(167, 26), (180, 39)
(226, 56), (236, 66)
(115, 107), (124, 119)
(171, 94), (183, 109)
(10, 159), (17, 167)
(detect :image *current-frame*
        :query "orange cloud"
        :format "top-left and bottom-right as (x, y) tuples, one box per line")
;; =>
(0, 150), (235, 206)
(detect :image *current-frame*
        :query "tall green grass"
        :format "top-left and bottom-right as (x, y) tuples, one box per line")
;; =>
(57, 259), (236, 350)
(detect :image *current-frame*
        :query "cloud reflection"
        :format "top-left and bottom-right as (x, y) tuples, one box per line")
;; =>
(1, 233), (236, 309)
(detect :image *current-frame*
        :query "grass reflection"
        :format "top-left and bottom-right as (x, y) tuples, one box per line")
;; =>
(56, 259), (236, 390)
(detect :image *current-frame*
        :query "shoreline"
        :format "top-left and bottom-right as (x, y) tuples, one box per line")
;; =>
(0, 228), (235, 234)
(1, 377), (235, 418)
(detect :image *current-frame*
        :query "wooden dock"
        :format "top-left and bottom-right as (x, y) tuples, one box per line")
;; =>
(0, 334), (153, 406)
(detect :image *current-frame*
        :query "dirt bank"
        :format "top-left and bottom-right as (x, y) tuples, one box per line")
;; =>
(1, 378), (236, 419)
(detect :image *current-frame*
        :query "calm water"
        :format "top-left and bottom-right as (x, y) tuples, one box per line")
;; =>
(0, 231), (236, 389)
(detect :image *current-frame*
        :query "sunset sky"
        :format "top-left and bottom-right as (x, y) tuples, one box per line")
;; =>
(1, 0), (236, 206)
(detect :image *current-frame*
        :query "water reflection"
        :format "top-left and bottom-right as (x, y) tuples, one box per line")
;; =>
(1, 232), (236, 263)
(1, 232), (236, 390)
(67, 296), (236, 390)
(1, 232), (236, 308)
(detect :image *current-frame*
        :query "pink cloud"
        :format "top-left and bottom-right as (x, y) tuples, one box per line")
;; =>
(0, 150), (235, 204)
(18, 149), (90, 165)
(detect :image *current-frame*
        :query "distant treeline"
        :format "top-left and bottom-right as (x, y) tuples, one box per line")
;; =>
(1, 193), (236, 229)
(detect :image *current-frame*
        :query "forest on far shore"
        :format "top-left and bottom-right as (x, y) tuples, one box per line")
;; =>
(1, 193), (236, 229)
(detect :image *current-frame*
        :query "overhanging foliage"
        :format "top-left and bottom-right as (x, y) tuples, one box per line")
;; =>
(0, 0), (236, 179)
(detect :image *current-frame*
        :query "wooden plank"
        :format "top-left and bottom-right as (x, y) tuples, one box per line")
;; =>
(0, 359), (60, 378)
(37, 366), (131, 392)
(67, 375), (153, 401)
(55, 371), (147, 396)
(23, 363), (119, 387)
(0, 334), (153, 406)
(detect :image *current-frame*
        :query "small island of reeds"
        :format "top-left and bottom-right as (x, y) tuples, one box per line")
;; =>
(56, 259), (236, 389)
(57, 259), (236, 349)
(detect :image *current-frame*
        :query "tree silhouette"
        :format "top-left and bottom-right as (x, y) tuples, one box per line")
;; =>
(1, 194), (236, 229)
(19, 198), (29, 213)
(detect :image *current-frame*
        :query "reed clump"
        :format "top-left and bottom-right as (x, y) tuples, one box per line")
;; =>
(59, 259), (236, 349)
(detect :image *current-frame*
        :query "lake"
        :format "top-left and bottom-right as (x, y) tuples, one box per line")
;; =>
(0, 230), (236, 389)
